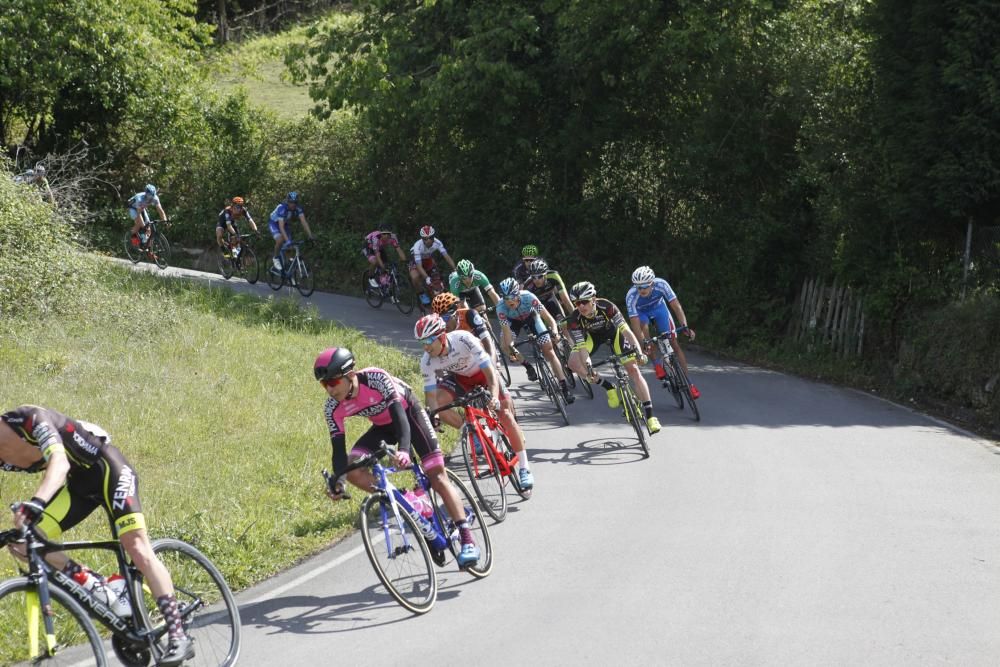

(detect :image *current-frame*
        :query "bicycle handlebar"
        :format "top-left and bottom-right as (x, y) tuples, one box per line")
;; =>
(429, 386), (492, 414)
(321, 443), (397, 497)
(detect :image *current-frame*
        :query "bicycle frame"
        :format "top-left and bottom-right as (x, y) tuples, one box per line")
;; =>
(439, 388), (519, 479)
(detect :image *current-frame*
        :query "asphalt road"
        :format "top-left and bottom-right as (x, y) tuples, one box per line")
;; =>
(120, 262), (1000, 666)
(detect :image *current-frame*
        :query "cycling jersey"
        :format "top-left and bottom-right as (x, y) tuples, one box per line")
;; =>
(512, 256), (549, 286)
(447, 307), (490, 343)
(217, 205), (254, 229)
(269, 203), (304, 239)
(524, 272), (569, 318)
(324, 368), (433, 477)
(449, 269), (492, 296)
(495, 291), (545, 327)
(624, 278), (677, 317)
(1, 406), (145, 538)
(363, 231), (400, 253)
(410, 238), (448, 263)
(127, 192), (160, 212)
(567, 298), (628, 348)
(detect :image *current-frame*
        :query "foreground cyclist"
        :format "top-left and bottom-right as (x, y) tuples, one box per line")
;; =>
(625, 265), (700, 399)
(414, 314), (533, 491)
(565, 281), (662, 434)
(314, 347), (481, 566)
(0, 407), (194, 666)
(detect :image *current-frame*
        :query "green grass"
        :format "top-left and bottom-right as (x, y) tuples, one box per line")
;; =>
(0, 260), (440, 593)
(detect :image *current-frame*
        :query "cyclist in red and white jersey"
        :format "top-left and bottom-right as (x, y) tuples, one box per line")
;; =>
(414, 315), (533, 491)
(408, 225), (456, 306)
(314, 347), (480, 566)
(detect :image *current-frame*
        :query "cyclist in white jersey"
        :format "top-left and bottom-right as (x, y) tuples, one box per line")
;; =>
(408, 225), (456, 306)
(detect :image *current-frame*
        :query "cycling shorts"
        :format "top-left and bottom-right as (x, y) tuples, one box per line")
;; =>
(128, 207), (151, 224)
(459, 286), (486, 310)
(635, 302), (675, 336)
(577, 327), (637, 360)
(36, 444), (146, 540)
(349, 390), (445, 472)
(509, 316), (551, 346)
(269, 220), (296, 241)
(362, 247), (393, 265)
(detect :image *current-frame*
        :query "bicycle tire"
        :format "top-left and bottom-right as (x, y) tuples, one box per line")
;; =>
(136, 538), (242, 667)
(238, 246), (259, 284)
(218, 249), (234, 280)
(492, 428), (531, 500)
(0, 577), (109, 666)
(460, 424), (506, 522)
(363, 270), (384, 308)
(621, 385), (649, 458)
(359, 493), (437, 614)
(150, 233), (171, 270)
(660, 343), (684, 409)
(540, 358), (570, 425)
(266, 262), (283, 290)
(123, 232), (142, 264)
(672, 356), (701, 422)
(392, 275), (415, 315)
(558, 339), (576, 389)
(487, 327), (512, 386)
(293, 257), (315, 296)
(428, 469), (494, 579)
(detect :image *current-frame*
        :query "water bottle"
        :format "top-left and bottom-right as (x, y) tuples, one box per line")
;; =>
(411, 487), (434, 519)
(138, 230), (147, 245)
(103, 574), (132, 617)
(71, 567), (103, 595)
(401, 491), (446, 550)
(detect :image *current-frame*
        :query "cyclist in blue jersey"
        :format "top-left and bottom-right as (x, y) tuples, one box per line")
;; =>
(625, 265), (700, 399)
(127, 184), (168, 245)
(495, 278), (574, 403)
(268, 191), (315, 273)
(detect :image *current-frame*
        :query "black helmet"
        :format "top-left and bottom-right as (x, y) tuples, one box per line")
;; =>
(314, 347), (355, 382)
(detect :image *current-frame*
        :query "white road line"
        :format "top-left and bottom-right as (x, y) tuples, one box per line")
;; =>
(241, 543), (367, 607)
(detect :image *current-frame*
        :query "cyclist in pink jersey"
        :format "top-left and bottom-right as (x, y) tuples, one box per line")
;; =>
(414, 314), (533, 491)
(314, 347), (480, 566)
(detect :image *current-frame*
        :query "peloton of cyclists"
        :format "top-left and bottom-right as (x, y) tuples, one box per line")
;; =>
(409, 225), (456, 307)
(314, 347), (482, 567)
(414, 314), (533, 491)
(127, 184), (168, 247)
(216, 196), (258, 257)
(625, 265), (700, 399)
(268, 191), (316, 273)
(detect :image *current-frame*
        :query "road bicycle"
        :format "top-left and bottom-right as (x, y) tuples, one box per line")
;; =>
(430, 386), (529, 523)
(323, 444), (492, 615)
(266, 239), (314, 296)
(480, 306), (512, 387)
(513, 332), (571, 426)
(362, 262), (415, 314)
(415, 264), (446, 315)
(650, 329), (700, 422)
(0, 507), (241, 666)
(218, 232), (259, 284)
(591, 352), (651, 458)
(123, 219), (172, 270)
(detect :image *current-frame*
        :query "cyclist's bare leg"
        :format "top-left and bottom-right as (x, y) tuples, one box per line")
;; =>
(670, 336), (691, 375)
(435, 388), (464, 430)
(498, 396), (526, 453)
(540, 340), (566, 382)
(625, 359), (652, 402)
(568, 349), (595, 381)
(120, 529), (175, 599)
(424, 464), (468, 526)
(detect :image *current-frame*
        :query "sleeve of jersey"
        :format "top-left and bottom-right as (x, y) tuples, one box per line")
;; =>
(656, 278), (678, 302)
(625, 289), (639, 318)
(421, 356), (438, 392)
(497, 307), (511, 329)
(608, 302), (627, 329)
(325, 401), (349, 477)
(388, 401), (412, 454)
(33, 421), (66, 462)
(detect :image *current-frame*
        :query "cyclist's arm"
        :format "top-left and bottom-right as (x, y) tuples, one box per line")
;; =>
(443, 252), (457, 271)
(480, 361), (501, 405)
(667, 297), (690, 331)
(387, 400), (412, 455)
(31, 448), (70, 505)
(278, 218), (291, 243)
(500, 321), (515, 356)
(298, 213), (315, 239)
(395, 245), (407, 262)
(246, 212), (258, 232)
(628, 315), (646, 344)
(155, 203), (167, 221)
(538, 305), (559, 336)
(329, 433), (349, 482)
(485, 286), (501, 307)
(619, 321), (643, 351)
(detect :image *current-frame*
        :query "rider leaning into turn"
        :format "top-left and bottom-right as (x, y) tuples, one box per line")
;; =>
(565, 281), (662, 434)
(448, 259), (501, 314)
(127, 184), (167, 245)
(522, 258), (574, 333)
(216, 196), (258, 257)
(314, 347), (482, 567)
(414, 314), (533, 491)
(432, 292), (500, 369)
(495, 277), (575, 404)
(408, 225), (457, 307)
(363, 226), (408, 287)
(625, 265), (700, 399)
(0, 406), (195, 666)
(268, 191), (315, 273)
(511, 244), (548, 287)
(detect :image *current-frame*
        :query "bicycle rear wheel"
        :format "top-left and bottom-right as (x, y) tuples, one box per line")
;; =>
(359, 493), (437, 614)
(218, 249), (234, 280)
(237, 247), (259, 284)
(661, 345), (684, 409)
(672, 356), (701, 422)
(460, 424), (506, 522)
(150, 233), (171, 270)
(123, 232), (142, 264)
(392, 276), (415, 314)
(363, 270), (384, 308)
(266, 261), (283, 290)
(0, 578), (108, 666)
(539, 358), (570, 425)
(137, 538), (242, 667)
(621, 386), (649, 458)
(428, 469), (494, 579)
(293, 257), (315, 296)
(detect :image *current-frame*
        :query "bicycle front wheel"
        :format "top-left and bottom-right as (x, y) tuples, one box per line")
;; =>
(672, 356), (701, 422)
(540, 359), (570, 425)
(266, 261), (284, 290)
(429, 469), (494, 579)
(460, 424), (506, 522)
(137, 538), (242, 667)
(621, 386), (649, 458)
(238, 247), (259, 284)
(150, 233), (171, 270)
(293, 257), (315, 296)
(363, 270), (384, 308)
(359, 493), (437, 614)
(0, 578), (108, 666)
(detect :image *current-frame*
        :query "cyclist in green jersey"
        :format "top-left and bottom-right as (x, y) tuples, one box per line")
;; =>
(449, 259), (501, 313)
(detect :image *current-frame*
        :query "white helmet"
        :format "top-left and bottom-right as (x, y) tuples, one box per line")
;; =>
(33, 164), (45, 177)
(570, 281), (597, 302)
(419, 225), (435, 239)
(414, 314), (447, 340)
(631, 266), (656, 285)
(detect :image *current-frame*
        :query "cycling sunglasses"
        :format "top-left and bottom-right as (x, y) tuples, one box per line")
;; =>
(636, 283), (653, 290)
(440, 307), (459, 322)
(319, 376), (345, 388)
(575, 298), (595, 306)
(419, 335), (439, 346)
(530, 273), (547, 280)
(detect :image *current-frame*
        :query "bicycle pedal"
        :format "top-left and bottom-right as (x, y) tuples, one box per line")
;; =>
(431, 549), (447, 567)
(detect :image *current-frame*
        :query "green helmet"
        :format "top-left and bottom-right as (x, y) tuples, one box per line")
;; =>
(456, 259), (475, 277)
(521, 244), (539, 258)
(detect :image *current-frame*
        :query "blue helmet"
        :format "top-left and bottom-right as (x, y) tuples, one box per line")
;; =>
(286, 191), (299, 204)
(145, 184), (157, 197)
(498, 277), (520, 297)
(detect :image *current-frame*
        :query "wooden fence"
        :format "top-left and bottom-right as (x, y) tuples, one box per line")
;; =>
(790, 278), (865, 357)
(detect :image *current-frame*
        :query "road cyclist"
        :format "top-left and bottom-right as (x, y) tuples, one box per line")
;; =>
(216, 196), (259, 258)
(448, 259), (501, 314)
(625, 265), (700, 399)
(408, 225), (457, 309)
(127, 183), (168, 247)
(432, 292), (500, 364)
(496, 277), (575, 404)
(565, 281), (662, 434)
(414, 314), (534, 492)
(0, 406), (195, 666)
(363, 226), (409, 290)
(268, 191), (316, 275)
(314, 347), (481, 568)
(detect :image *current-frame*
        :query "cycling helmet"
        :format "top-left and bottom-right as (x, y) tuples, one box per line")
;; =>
(414, 314), (447, 340)
(314, 347), (356, 382)
(145, 184), (157, 197)
(419, 225), (435, 239)
(631, 265), (656, 285)
(521, 244), (539, 258)
(432, 292), (460, 315)
(498, 277), (520, 298)
(231, 196), (245, 206)
(528, 259), (549, 276)
(33, 164), (45, 177)
(456, 259), (475, 277)
(570, 281), (597, 302)
(286, 191), (299, 204)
